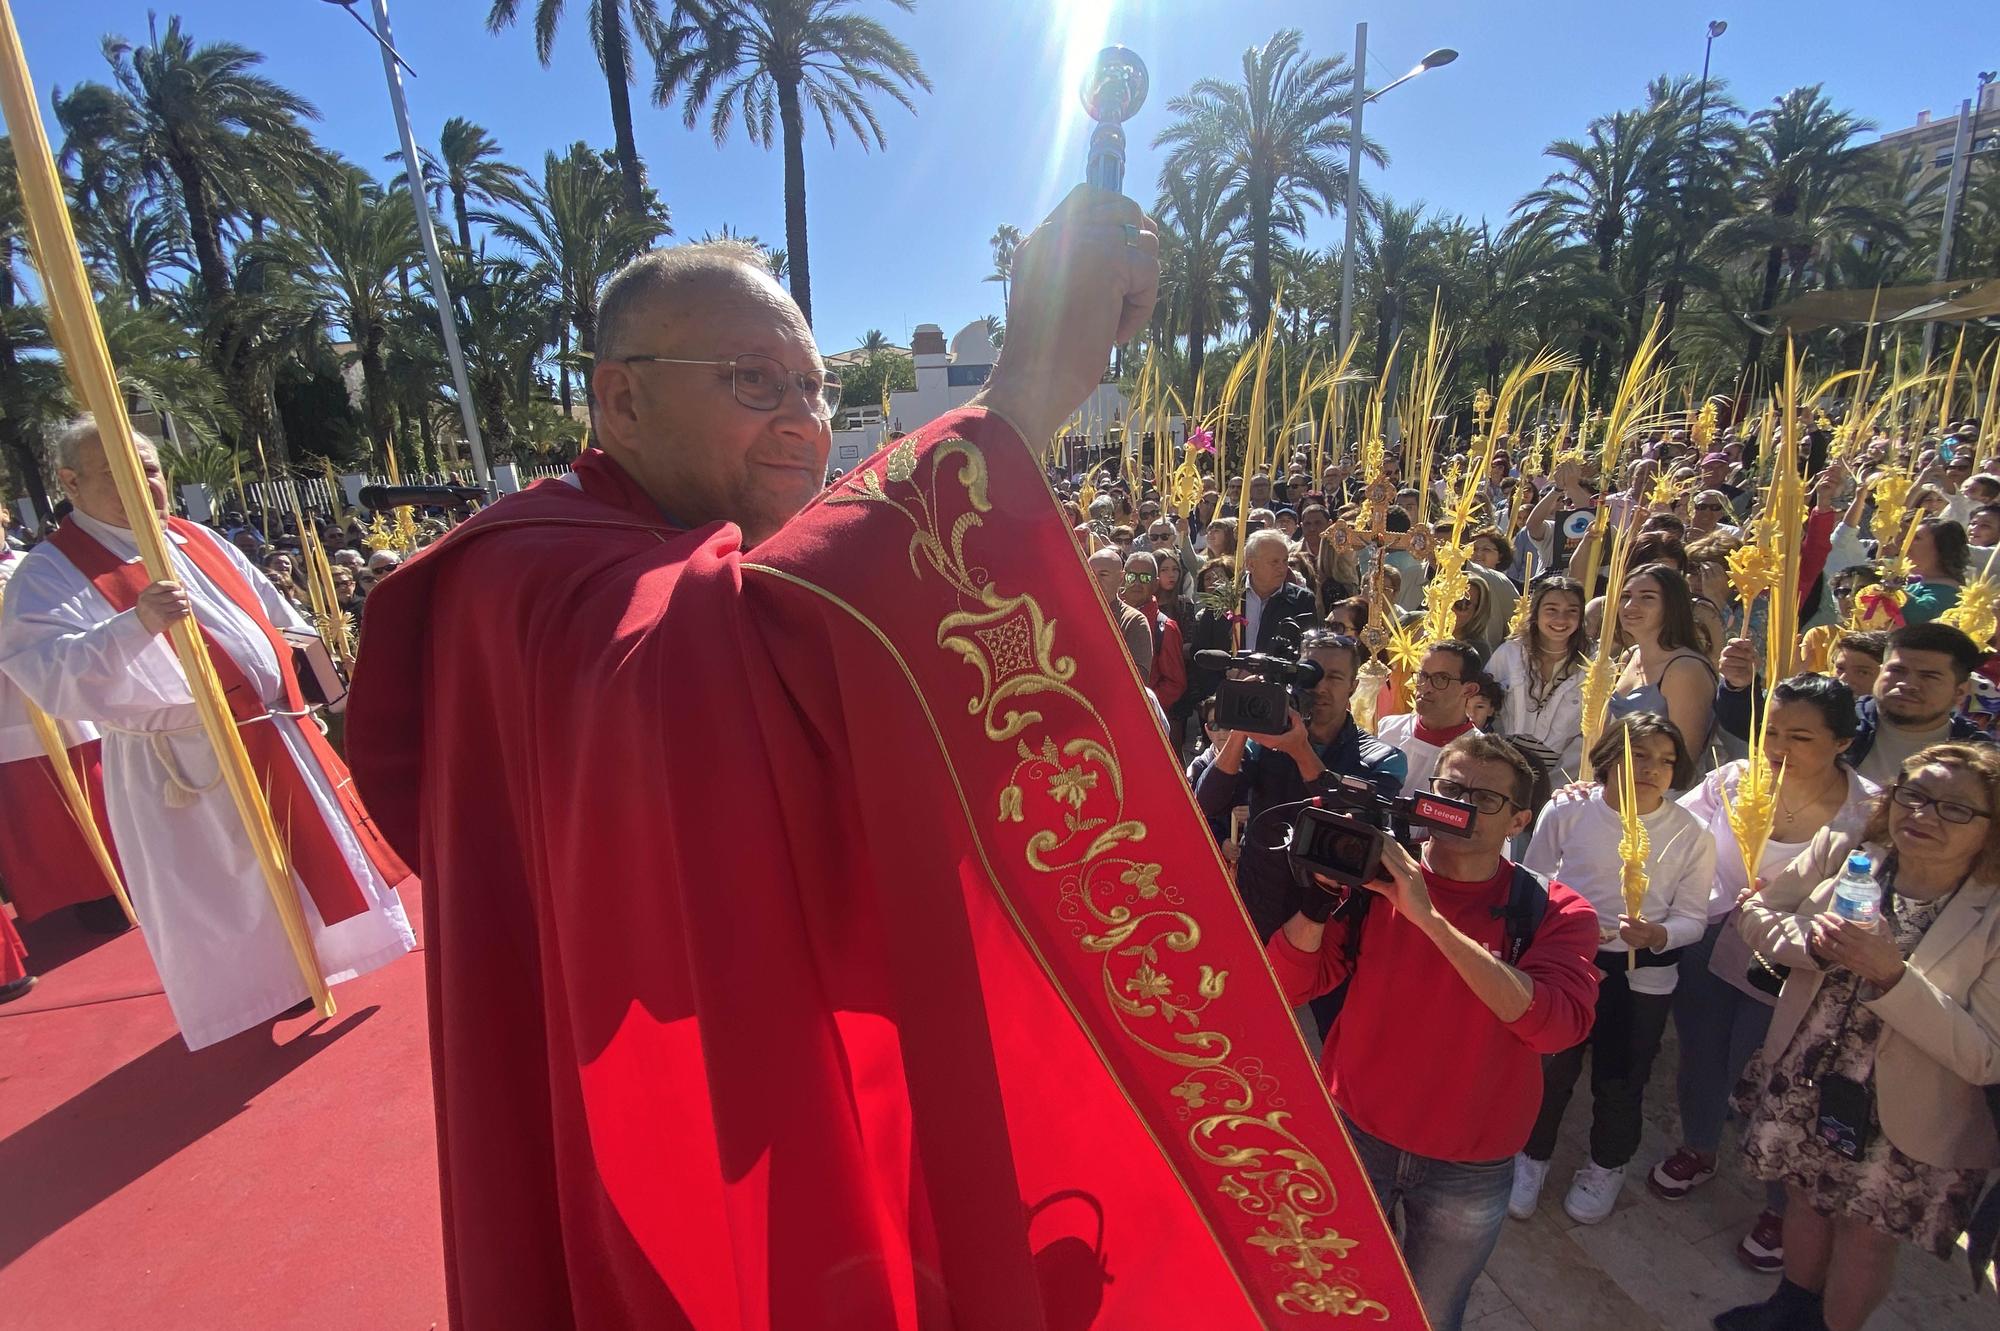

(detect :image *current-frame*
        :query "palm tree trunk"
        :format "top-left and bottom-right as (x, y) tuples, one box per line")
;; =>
(360, 332), (396, 471)
(454, 185), (473, 254)
(577, 297), (600, 409)
(599, 0), (648, 220)
(1741, 244), (1784, 378)
(558, 320), (572, 415)
(777, 77), (813, 326)
(1187, 293), (1208, 396)
(167, 150), (231, 306)
(1249, 191), (1273, 336)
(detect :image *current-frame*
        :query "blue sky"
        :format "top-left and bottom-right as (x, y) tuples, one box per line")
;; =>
(16, 1), (1995, 353)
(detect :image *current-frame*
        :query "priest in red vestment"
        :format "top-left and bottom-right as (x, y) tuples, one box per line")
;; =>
(347, 188), (1426, 1330)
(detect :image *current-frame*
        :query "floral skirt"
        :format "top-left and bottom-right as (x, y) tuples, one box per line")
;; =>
(1735, 1040), (1983, 1258)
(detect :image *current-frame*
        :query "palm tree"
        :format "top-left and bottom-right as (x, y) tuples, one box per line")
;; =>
(1517, 106), (1671, 377)
(261, 170), (420, 467)
(1155, 28), (1379, 340)
(453, 255), (557, 456)
(1154, 156), (1245, 394)
(984, 222), (1022, 307)
(653, 0), (930, 326)
(102, 18), (319, 310)
(390, 117), (531, 254)
(858, 327), (891, 353)
(1361, 198), (1442, 377)
(485, 0), (667, 220)
(1714, 86), (1886, 372)
(485, 143), (665, 406)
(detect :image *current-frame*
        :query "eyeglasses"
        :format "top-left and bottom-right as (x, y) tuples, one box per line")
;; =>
(1694, 502), (1725, 512)
(1122, 570), (1153, 583)
(618, 352), (842, 419)
(1890, 783), (1991, 825)
(1431, 777), (1517, 816)
(1412, 671), (1463, 691)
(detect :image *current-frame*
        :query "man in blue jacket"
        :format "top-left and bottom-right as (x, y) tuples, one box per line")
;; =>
(1196, 629), (1407, 941)
(1714, 621), (1991, 783)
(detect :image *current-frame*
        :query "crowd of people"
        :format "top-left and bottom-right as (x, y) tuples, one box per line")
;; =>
(1056, 414), (2000, 1331)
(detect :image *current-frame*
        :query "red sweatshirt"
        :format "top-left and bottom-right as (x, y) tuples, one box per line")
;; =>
(1265, 859), (1600, 1162)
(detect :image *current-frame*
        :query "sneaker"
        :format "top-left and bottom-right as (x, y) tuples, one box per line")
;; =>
(1563, 1160), (1625, 1225)
(1647, 1146), (1717, 1201)
(0, 974), (35, 1005)
(1509, 1154), (1550, 1220)
(1736, 1208), (1785, 1271)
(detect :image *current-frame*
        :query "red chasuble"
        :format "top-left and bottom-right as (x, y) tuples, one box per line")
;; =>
(346, 409), (1425, 1330)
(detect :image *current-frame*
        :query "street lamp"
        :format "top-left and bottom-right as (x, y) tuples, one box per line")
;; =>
(1336, 27), (1457, 351)
(318, 0), (491, 490)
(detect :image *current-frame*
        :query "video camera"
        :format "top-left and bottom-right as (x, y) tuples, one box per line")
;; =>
(1281, 774), (1476, 897)
(1194, 649), (1323, 735)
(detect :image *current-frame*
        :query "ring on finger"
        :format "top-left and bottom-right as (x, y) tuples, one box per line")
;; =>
(1122, 222), (1141, 251)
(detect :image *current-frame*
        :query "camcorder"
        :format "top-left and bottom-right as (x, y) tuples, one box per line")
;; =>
(1194, 649), (1322, 735)
(1282, 775), (1476, 904)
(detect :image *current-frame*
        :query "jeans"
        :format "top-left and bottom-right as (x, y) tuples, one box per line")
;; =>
(1343, 1115), (1513, 1331)
(1672, 919), (1786, 1211)
(1524, 987), (1673, 1168)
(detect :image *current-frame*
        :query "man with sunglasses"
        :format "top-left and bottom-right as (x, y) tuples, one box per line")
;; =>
(1118, 549), (1185, 713)
(1264, 732), (1600, 1331)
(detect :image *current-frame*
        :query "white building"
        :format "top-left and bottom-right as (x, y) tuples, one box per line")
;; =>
(827, 319), (1129, 473)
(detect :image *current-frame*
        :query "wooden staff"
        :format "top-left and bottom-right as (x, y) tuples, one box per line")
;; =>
(0, 0), (333, 1014)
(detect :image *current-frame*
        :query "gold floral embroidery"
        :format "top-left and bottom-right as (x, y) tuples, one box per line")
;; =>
(826, 436), (1391, 1322)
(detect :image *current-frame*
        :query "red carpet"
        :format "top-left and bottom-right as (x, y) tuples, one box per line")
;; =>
(0, 887), (445, 1330)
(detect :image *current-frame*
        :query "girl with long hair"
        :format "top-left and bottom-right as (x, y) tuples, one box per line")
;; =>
(1609, 564), (1717, 780)
(1487, 576), (1590, 783)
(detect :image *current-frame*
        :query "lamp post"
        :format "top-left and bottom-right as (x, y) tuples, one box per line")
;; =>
(1924, 71), (1992, 363)
(1335, 29), (1456, 352)
(1664, 20), (1726, 356)
(320, 0), (491, 490)
(1695, 20), (1727, 134)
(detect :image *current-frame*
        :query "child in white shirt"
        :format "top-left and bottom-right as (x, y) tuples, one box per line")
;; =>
(1513, 712), (1715, 1225)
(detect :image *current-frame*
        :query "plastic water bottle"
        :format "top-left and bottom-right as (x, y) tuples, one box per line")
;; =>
(1831, 852), (1880, 924)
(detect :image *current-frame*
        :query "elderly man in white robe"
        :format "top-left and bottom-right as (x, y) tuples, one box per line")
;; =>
(0, 420), (415, 1049)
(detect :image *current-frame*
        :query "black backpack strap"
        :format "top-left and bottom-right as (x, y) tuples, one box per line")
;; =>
(1503, 864), (1552, 966)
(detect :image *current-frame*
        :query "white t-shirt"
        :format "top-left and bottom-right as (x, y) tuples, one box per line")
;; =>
(1522, 788), (1714, 995)
(1485, 638), (1585, 784)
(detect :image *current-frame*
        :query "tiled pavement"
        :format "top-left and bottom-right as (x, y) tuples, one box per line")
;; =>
(1471, 1028), (1995, 1331)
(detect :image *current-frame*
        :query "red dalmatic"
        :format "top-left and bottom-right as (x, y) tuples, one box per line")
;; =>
(347, 410), (1425, 1329)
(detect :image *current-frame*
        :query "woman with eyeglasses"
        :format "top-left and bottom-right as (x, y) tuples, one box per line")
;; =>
(1716, 743), (2000, 1331)
(1608, 564), (1718, 779)
(1651, 675), (1879, 1273)
(1515, 713), (1713, 1225)
(1487, 575), (1590, 785)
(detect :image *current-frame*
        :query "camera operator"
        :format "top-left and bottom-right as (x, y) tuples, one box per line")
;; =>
(1265, 733), (1601, 1331)
(1194, 630), (1407, 942)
